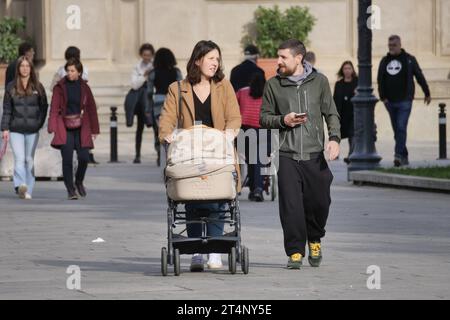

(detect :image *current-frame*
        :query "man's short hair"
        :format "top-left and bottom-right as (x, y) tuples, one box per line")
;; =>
(278, 39), (307, 60)
(244, 44), (259, 56)
(304, 51), (316, 64)
(18, 42), (34, 56)
(139, 43), (155, 56)
(388, 35), (401, 43)
(65, 46), (81, 61)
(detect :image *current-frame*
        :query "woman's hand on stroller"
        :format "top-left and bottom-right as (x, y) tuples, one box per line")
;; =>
(164, 130), (178, 144)
(164, 135), (174, 144)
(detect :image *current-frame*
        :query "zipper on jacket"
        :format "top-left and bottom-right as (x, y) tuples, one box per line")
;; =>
(297, 86), (303, 160)
(303, 90), (309, 113)
(303, 90), (311, 156)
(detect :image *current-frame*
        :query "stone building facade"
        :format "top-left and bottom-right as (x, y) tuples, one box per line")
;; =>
(1, 0), (449, 141)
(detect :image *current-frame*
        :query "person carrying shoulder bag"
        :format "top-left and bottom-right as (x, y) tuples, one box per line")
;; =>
(48, 58), (99, 200)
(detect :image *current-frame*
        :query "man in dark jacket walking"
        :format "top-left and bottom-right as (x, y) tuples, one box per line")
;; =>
(377, 35), (431, 166)
(230, 45), (265, 92)
(260, 39), (341, 269)
(4, 42), (35, 90)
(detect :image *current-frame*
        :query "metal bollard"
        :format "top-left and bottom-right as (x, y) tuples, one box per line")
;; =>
(438, 103), (447, 160)
(110, 106), (118, 163)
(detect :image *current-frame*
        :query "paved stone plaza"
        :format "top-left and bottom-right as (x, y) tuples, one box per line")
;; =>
(0, 138), (449, 300)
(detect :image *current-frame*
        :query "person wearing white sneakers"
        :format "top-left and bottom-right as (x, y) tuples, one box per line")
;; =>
(207, 253), (223, 269)
(159, 41), (241, 272)
(1, 56), (48, 200)
(185, 202), (227, 272)
(190, 252), (223, 272)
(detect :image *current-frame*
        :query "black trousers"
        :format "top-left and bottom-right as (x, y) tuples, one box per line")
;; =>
(277, 155), (333, 257)
(135, 108), (145, 158)
(151, 111), (161, 153)
(242, 126), (264, 193)
(61, 129), (90, 192)
(347, 136), (354, 157)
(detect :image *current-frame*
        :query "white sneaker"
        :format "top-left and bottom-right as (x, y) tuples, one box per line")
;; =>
(190, 254), (204, 272)
(18, 184), (27, 199)
(24, 193), (32, 200)
(207, 253), (223, 269)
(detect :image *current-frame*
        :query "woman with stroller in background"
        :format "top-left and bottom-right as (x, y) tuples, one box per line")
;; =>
(236, 72), (266, 202)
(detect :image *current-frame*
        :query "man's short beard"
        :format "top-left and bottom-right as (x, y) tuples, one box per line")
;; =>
(279, 66), (295, 77)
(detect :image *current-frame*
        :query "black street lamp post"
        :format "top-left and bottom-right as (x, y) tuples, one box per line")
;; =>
(348, 0), (382, 176)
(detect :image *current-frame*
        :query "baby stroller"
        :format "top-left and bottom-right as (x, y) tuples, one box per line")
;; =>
(161, 126), (249, 276)
(240, 159), (278, 201)
(238, 128), (278, 201)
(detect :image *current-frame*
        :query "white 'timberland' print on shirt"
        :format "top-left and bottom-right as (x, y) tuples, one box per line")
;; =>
(386, 60), (402, 75)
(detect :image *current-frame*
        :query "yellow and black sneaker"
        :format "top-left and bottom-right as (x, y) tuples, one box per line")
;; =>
(287, 253), (303, 269)
(308, 242), (322, 267)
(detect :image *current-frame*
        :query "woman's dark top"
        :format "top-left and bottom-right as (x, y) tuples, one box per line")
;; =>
(193, 88), (213, 128)
(66, 78), (81, 115)
(333, 78), (358, 139)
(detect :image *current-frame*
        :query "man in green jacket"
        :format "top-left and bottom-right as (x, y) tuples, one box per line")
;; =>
(260, 39), (341, 269)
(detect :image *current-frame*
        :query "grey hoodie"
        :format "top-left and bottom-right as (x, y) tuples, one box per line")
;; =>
(286, 61), (314, 85)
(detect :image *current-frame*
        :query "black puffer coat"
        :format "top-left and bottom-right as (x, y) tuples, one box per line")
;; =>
(1, 82), (48, 134)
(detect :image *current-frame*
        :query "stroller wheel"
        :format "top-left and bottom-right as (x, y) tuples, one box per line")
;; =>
(161, 247), (168, 276)
(228, 247), (237, 275)
(241, 246), (249, 274)
(174, 249), (181, 276)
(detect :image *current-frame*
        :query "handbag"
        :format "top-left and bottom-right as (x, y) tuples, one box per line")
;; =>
(63, 113), (82, 129)
(124, 85), (153, 128)
(0, 139), (7, 161)
(141, 89), (154, 128)
(124, 89), (140, 127)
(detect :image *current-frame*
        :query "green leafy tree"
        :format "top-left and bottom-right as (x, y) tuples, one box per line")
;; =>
(0, 17), (26, 64)
(242, 5), (316, 58)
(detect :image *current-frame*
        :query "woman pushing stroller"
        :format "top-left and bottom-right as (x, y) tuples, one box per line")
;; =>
(159, 40), (241, 272)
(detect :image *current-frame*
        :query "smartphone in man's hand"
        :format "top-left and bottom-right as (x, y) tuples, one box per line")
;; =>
(294, 113), (307, 119)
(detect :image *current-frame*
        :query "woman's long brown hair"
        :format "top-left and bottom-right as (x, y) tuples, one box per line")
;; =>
(13, 56), (43, 97)
(337, 60), (358, 81)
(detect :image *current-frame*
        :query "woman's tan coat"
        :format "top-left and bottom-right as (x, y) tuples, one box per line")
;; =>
(159, 78), (241, 140)
(159, 78), (242, 191)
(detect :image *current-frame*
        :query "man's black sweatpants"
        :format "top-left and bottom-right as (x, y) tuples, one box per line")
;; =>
(277, 154), (334, 257)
